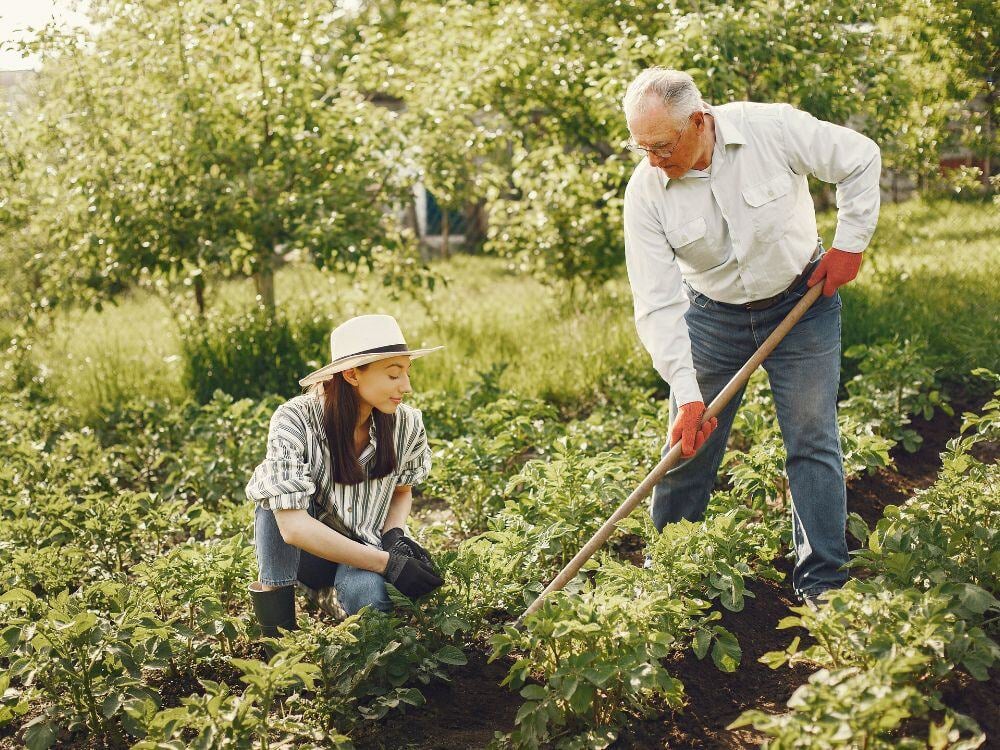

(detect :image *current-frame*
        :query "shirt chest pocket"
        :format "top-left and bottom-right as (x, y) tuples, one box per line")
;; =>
(742, 172), (793, 242)
(666, 216), (724, 274)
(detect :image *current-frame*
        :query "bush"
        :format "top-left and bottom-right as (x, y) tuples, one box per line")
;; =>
(179, 306), (333, 403)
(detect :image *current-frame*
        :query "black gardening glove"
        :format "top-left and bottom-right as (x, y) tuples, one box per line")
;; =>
(381, 527), (434, 567)
(381, 539), (443, 600)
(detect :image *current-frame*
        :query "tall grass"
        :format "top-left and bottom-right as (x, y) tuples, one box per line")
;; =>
(24, 198), (998, 420)
(30, 293), (187, 421)
(821, 199), (1000, 383)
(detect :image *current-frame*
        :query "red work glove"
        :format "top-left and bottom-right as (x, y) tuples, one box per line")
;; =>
(807, 248), (864, 297)
(670, 401), (718, 458)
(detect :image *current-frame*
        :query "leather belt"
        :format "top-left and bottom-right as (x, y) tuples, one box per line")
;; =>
(741, 247), (823, 311)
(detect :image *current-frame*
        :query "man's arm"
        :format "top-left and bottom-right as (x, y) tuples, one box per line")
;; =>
(624, 177), (716, 457)
(623, 178), (702, 407)
(780, 105), (881, 253)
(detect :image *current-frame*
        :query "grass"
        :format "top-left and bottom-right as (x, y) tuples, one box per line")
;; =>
(831, 199), (1000, 382)
(23, 197), (999, 421)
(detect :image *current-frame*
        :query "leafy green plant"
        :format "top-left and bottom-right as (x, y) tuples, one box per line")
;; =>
(132, 653), (341, 750)
(840, 337), (952, 452)
(282, 607), (466, 735)
(491, 588), (689, 749)
(503, 446), (638, 567)
(762, 581), (1000, 683)
(131, 536), (256, 676)
(179, 306), (310, 403)
(441, 515), (584, 635)
(850, 445), (1000, 597)
(730, 665), (985, 750)
(1, 583), (165, 748)
(425, 395), (561, 532)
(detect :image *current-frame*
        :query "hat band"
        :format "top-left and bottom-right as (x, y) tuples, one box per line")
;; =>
(331, 342), (408, 364)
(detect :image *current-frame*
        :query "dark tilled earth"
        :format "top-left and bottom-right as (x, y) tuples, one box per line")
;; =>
(355, 396), (1000, 750)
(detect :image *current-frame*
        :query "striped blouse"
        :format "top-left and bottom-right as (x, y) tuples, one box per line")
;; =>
(245, 394), (431, 547)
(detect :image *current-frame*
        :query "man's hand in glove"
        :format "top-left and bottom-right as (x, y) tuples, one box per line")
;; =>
(670, 400), (717, 458)
(381, 527), (434, 566)
(381, 538), (443, 600)
(807, 248), (863, 297)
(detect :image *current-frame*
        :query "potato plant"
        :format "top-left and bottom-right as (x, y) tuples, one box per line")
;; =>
(730, 665), (985, 750)
(851, 433), (1000, 597)
(131, 654), (343, 750)
(491, 590), (691, 749)
(840, 336), (953, 452)
(1, 584), (166, 748)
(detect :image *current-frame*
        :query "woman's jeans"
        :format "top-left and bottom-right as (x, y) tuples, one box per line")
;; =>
(651, 268), (849, 598)
(253, 504), (392, 615)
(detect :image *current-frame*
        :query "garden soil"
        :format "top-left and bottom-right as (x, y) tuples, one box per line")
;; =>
(356, 396), (1000, 750)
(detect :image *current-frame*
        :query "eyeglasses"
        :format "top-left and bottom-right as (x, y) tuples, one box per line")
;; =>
(628, 116), (692, 160)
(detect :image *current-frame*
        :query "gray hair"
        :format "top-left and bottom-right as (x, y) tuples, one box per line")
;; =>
(622, 68), (703, 126)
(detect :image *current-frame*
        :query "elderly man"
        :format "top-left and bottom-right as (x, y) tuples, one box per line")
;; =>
(621, 68), (880, 605)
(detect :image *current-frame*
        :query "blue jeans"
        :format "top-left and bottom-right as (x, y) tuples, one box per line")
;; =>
(253, 504), (392, 615)
(651, 264), (849, 597)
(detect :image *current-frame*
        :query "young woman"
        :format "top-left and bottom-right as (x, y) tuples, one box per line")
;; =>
(246, 314), (444, 639)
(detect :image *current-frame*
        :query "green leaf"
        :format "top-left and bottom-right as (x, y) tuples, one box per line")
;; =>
(956, 584), (998, 616)
(583, 662), (617, 687)
(692, 628), (712, 659)
(846, 512), (870, 543)
(434, 645), (468, 666)
(520, 684), (547, 700)
(24, 721), (58, 750)
(514, 699), (539, 726)
(569, 681), (595, 715)
(758, 649), (789, 670)
(710, 629), (741, 673)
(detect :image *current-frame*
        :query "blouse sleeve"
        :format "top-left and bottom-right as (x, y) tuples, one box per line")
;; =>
(395, 408), (432, 487)
(245, 403), (315, 511)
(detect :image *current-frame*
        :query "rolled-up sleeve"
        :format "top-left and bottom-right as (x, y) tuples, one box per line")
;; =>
(395, 409), (431, 487)
(245, 404), (315, 511)
(624, 175), (703, 406)
(779, 104), (881, 253)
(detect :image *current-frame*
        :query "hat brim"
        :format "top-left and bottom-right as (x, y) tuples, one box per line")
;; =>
(298, 346), (445, 388)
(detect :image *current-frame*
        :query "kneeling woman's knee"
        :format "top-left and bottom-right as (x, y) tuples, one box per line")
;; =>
(338, 570), (392, 615)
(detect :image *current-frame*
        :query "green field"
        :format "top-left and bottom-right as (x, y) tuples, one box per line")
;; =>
(20, 198), (1000, 426)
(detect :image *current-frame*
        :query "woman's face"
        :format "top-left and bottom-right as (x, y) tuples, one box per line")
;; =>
(346, 356), (413, 414)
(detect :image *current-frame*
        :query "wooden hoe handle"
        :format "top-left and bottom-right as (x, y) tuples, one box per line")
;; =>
(514, 282), (825, 627)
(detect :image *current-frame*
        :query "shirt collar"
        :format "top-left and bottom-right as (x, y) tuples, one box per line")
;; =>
(359, 416), (377, 465)
(661, 103), (747, 187)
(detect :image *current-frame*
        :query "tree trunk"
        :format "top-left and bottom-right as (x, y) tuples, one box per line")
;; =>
(441, 210), (450, 259)
(193, 273), (206, 317)
(408, 200), (430, 262)
(464, 200), (488, 250)
(983, 87), (993, 180)
(254, 267), (275, 311)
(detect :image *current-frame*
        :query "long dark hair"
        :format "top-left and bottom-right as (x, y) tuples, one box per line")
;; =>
(321, 368), (397, 484)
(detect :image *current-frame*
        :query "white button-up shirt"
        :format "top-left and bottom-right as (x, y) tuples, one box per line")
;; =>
(623, 101), (881, 406)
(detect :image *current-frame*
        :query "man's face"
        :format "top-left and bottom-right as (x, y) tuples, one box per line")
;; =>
(629, 102), (701, 180)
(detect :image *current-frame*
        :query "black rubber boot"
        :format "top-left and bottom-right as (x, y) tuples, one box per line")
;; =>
(249, 583), (298, 652)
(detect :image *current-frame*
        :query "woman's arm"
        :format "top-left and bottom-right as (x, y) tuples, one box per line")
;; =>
(382, 484), (413, 534)
(273, 509), (390, 573)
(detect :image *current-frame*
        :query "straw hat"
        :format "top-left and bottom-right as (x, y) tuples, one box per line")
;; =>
(299, 314), (443, 388)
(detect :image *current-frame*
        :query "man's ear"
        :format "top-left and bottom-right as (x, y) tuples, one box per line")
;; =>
(342, 368), (359, 386)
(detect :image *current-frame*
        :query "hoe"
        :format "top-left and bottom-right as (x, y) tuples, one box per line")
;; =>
(514, 282), (825, 628)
